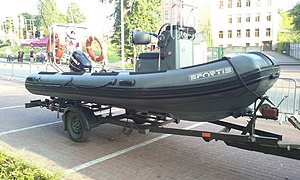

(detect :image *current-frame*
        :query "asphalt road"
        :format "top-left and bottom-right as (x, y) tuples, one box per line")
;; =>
(0, 51), (300, 179)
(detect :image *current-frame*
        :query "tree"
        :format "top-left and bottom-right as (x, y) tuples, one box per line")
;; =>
(64, 2), (87, 24)
(101, 0), (161, 61)
(288, 3), (300, 31)
(37, 0), (65, 34)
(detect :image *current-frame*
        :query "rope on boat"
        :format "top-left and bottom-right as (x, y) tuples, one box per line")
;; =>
(64, 77), (117, 90)
(223, 57), (260, 98)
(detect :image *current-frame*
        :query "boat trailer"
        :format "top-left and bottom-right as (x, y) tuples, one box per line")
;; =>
(25, 96), (300, 161)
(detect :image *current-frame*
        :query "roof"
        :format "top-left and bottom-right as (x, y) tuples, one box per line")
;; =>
(21, 35), (58, 47)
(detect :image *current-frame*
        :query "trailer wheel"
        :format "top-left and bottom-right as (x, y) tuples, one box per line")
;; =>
(65, 110), (91, 142)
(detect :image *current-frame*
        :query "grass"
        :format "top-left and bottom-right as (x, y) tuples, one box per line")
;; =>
(0, 43), (122, 64)
(107, 45), (121, 63)
(0, 149), (62, 180)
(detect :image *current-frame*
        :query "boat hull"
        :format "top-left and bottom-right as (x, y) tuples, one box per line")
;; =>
(25, 52), (280, 122)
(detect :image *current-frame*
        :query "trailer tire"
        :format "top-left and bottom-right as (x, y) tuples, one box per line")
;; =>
(65, 110), (91, 142)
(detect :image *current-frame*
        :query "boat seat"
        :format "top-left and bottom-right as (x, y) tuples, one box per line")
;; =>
(139, 52), (160, 60)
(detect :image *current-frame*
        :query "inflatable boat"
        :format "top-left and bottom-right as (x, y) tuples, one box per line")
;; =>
(25, 52), (280, 122)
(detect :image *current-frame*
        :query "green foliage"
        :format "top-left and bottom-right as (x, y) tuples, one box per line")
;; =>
(276, 42), (290, 55)
(278, 11), (300, 44)
(289, 3), (300, 31)
(38, 0), (64, 34)
(0, 150), (61, 179)
(0, 44), (10, 49)
(0, 46), (31, 59)
(37, 0), (87, 35)
(114, 62), (134, 69)
(280, 12), (294, 30)
(110, 0), (162, 62)
(278, 32), (300, 43)
(64, 2), (87, 24)
(107, 44), (121, 63)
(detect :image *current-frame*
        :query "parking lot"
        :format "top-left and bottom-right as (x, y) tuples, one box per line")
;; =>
(1, 52), (300, 179)
(0, 79), (300, 179)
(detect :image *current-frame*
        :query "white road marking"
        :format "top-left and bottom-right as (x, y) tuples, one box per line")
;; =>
(67, 122), (207, 174)
(0, 121), (62, 136)
(0, 105), (24, 110)
(0, 93), (31, 97)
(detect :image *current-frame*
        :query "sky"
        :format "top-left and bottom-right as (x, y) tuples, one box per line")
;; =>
(0, 0), (299, 34)
(1, 0), (299, 19)
(0, 0), (114, 35)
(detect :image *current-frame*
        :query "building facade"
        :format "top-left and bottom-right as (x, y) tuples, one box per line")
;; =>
(210, 0), (281, 49)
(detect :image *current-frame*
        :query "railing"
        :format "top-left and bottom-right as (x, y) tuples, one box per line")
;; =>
(266, 78), (298, 117)
(0, 62), (60, 78)
(0, 61), (108, 79)
(290, 43), (300, 59)
(207, 46), (262, 62)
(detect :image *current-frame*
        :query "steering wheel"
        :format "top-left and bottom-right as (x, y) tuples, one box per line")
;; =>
(157, 23), (171, 35)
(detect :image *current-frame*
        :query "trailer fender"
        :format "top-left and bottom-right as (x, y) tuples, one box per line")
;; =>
(62, 106), (98, 131)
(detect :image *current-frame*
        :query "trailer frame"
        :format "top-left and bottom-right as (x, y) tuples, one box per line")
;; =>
(25, 96), (300, 160)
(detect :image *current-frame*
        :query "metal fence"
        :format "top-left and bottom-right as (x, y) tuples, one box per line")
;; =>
(0, 62), (59, 78)
(266, 78), (298, 116)
(207, 46), (262, 62)
(290, 43), (300, 59)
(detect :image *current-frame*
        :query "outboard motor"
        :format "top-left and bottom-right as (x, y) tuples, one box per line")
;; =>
(69, 50), (92, 72)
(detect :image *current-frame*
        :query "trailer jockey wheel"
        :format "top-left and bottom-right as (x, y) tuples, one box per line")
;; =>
(65, 110), (91, 142)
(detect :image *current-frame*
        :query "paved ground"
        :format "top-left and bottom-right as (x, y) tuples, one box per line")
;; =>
(0, 51), (300, 179)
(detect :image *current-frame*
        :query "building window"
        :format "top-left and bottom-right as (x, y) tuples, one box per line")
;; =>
(266, 13), (271, 21)
(255, 43), (259, 46)
(228, 0), (232, 8)
(255, 14), (260, 22)
(228, 30), (232, 38)
(164, 0), (169, 5)
(246, 43), (250, 47)
(219, 44), (224, 48)
(255, 29), (259, 37)
(268, 0), (272, 6)
(237, 29), (241, 38)
(246, 29), (250, 37)
(246, 0), (251, 7)
(256, 0), (261, 6)
(227, 44), (232, 47)
(266, 28), (271, 37)
(219, 0), (223, 9)
(228, 16), (232, 23)
(237, 15), (241, 23)
(246, 15), (250, 22)
(219, 31), (223, 39)
(165, 11), (169, 20)
(237, 0), (241, 7)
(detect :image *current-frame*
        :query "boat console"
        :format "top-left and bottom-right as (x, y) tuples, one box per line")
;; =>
(133, 3), (197, 72)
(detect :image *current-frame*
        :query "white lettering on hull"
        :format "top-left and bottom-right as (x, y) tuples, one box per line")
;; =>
(189, 67), (233, 81)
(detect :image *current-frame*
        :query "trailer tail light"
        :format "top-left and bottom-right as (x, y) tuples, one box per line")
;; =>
(202, 132), (211, 138)
(261, 108), (278, 120)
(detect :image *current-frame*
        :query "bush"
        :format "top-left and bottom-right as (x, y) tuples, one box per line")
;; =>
(0, 44), (9, 49)
(0, 150), (61, 180)
(276, 42), (290, 55)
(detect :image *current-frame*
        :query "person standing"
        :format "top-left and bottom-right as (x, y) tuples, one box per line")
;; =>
(17, 49), (24, 63)
(30, 47), (35, 63)
(5, 48), (12, 62)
